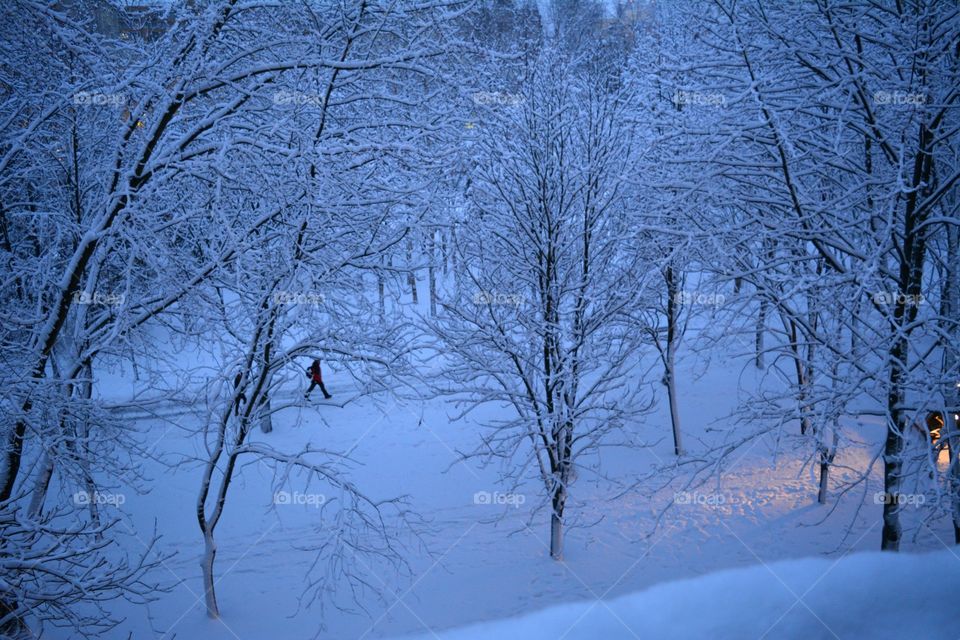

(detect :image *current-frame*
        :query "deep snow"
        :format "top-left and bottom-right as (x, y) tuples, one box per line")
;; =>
(394, 549), (960, 640)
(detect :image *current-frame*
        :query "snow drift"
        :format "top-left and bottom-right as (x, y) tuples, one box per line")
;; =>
(398, 550), (958, 640)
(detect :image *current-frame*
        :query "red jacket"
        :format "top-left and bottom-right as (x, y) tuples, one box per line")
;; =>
(309, 361), (322, 383)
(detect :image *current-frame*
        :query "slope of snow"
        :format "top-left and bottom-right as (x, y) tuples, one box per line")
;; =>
(395, 549), (959, 640)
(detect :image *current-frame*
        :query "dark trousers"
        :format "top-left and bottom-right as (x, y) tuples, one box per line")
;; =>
(305, 380), (331, 399)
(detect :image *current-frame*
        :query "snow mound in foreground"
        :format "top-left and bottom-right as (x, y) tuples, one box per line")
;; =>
(399, 549), (958, 640)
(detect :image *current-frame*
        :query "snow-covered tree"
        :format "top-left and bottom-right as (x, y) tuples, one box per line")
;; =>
(431, 48), (654, 559)
(657, 0), (960, 549)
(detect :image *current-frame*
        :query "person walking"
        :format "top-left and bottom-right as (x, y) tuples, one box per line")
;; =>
(304, 359), (332, 400)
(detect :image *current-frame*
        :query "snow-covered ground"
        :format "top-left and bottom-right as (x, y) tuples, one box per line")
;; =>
(395, 548), (959, 640)
(53, 329), (954, 640)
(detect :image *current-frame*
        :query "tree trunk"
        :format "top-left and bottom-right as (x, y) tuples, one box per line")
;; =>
(27, 451), (55, 517)
(550, 484), (565, 560)
(258, 393), (272, 434)
(428, 229), (437, 316)
(664, 265), (682, 455)
(943, 225), (960, 543)
(817, 428), (838, 505)
(666, 355), (682, 456)
(755, 297), (766, 369)
(754, 241), (773, 369)
(817, 457), (830, 505)
(882, 116), (932, 550)
(881, 394), (905, 551)
(82, 473), (101, 534)
(201, 532), (220, 618)
(406, 234), (418, 304)
(78, 360), (100, 530)
(440, 227), (449, 275)
(450, 225), (461, 289)
(783, 316), (814, 436)
(882, 260), (922, 551)
(377, 255), (386, 320)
